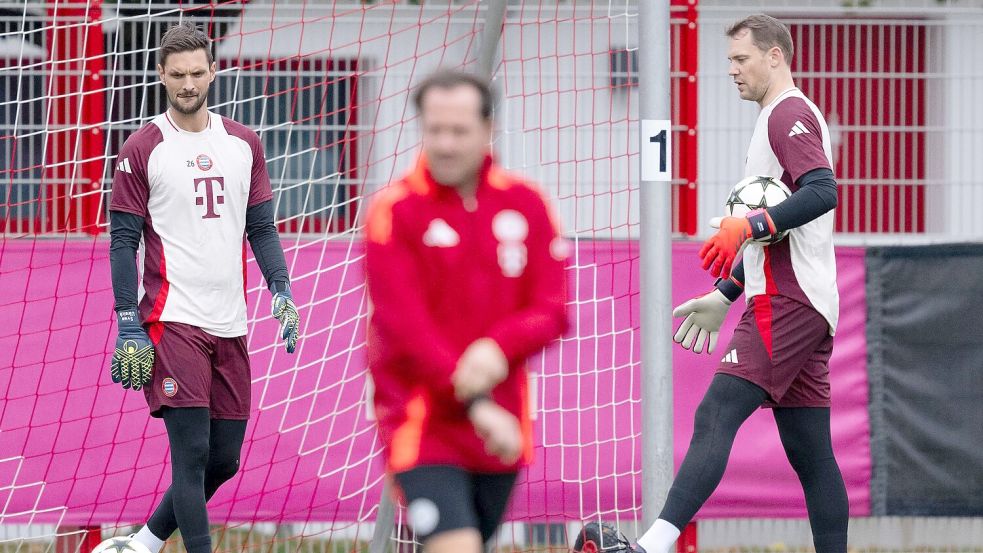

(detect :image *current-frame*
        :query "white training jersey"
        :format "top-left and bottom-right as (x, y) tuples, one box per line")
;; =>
(742, 87), (839, 334)
(110, 110), (273, 337)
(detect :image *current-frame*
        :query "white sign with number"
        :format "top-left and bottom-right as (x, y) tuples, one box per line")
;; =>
(641, 119), (672, 182)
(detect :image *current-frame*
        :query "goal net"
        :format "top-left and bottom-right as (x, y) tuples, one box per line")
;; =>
(4, 2), (978, 553)
(1, 2), (646, 552)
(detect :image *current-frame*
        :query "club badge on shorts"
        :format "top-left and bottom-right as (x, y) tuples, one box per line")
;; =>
(162, 377), (179, 397)
(493, 210), (529, 277)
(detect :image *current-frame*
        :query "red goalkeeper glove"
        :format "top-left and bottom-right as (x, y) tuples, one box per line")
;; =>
(698, 209), (776, 279)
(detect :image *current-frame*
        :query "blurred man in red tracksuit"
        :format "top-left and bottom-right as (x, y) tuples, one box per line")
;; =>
(364, 69), (569, 553)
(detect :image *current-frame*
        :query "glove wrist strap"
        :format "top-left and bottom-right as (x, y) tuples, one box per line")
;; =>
(270, 280), (291, 295)
(116, 308), (141, 328)
(747, 209), (777, 240)
(715, 275), (744, 303)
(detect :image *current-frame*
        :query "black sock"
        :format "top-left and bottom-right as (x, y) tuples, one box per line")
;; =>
(659, 374), (767, 528)
(145, 408), (245, 553)
(774, 407), (849, 553)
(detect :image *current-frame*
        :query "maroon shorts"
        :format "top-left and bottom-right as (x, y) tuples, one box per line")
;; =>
(145, 322), (251, 420)
(716, 295), (833, 408)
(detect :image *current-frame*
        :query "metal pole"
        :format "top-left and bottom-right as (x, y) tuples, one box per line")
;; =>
(476, 0), (507, 79)
(638, 0), (674, 530)
(369, 479), (397, 553)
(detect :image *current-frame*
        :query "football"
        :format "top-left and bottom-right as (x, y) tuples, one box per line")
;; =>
(91, 537), (152, 553)
(725, 175), (792, 244)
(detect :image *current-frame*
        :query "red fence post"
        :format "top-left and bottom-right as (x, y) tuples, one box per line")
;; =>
(676, 522), (698, 553)
(55, 526), (102, 553)
(672, 0), (698, 235)
(45, 0), (105, 235)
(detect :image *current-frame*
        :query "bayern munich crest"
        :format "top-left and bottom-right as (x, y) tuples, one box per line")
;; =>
(162, 377), (178, 397)
(196, 154), (213, 171)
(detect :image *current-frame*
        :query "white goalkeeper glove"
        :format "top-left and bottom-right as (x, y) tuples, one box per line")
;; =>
(672, 289), (732, 355)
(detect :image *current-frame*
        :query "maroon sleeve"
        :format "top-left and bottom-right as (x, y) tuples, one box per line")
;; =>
(484, 185), (570, 364)
(768, 97), (832, 184)
(246, 134), (273, 206)
(222, 116), (273, 207)
(109, 125), (162, 216)
(364, 192), (461, 396)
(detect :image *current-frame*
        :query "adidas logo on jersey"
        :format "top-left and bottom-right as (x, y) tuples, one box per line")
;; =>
(116, 158), (133, 174)
(423, 218), (460, 248)
(788, 121), (810, 137)
(722, 349), (739, 363)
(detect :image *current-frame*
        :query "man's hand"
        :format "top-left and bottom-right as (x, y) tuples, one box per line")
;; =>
(468, 399), (523, 465)
(672, 289), (733, 355)
(272, 285), (300, 354)
(698, 216), (752, 279)
(110, 309), (154, 390)
(452, 338), (508, 402)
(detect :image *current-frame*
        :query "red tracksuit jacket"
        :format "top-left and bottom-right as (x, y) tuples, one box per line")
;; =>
(364, 153), (569, 473)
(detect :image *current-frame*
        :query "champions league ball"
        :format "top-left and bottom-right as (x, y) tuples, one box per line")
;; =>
(91, 537), (152, 553)
(725, 175), (792, 244)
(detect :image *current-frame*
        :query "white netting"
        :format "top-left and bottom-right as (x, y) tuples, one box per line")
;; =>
(4, 2), (982, 553)
(1, 2), (644, 552)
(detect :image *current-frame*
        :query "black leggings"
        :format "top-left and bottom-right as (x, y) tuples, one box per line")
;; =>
(146, 407), (247, 553)
(659, 374), (848, 553)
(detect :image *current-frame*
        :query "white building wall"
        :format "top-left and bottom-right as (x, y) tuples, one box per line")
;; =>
(218, 3), (639, 239)
(216, 1), (981, 242)
(941, 13), (983, 240)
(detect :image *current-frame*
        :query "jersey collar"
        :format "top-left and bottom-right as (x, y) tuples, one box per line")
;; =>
(164, 109), (214, 134)
(406, 151), (496, 199)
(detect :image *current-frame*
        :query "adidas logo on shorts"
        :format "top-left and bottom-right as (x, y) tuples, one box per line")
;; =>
(722, 349), (739, 364)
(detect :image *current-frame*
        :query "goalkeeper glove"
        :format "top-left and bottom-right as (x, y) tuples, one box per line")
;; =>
(111, 309), (155, 390)
(672, 289), (733, 355)
(271, 283), (300, 354)
(698, 209), (776, 279)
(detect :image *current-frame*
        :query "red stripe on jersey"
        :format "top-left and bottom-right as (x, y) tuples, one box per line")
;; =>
(763, 245), (780, 295)
(147, 250), (170, 322)
(147, 322), (165, 345)
(753, 296), (774, 359)
(163, 111), (180, 132)
(242, 240), (248, 303)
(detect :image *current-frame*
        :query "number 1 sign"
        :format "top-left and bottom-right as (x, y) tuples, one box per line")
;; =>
(641, 119), (672, 182)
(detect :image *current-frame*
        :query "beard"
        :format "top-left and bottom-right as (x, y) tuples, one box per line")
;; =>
(168, 87), (209, 115)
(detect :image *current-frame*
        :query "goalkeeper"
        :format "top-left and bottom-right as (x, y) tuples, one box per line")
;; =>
(628, 14), (848, 553)
(364, 70), (569, 553)
(107, 23), (299, 553)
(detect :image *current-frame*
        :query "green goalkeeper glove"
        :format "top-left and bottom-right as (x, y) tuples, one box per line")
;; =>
(271, 283), (300, 354)
(111, 309), (155, 390)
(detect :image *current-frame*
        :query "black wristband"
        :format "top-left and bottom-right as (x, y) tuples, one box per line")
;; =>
(465, 394), (491, 413)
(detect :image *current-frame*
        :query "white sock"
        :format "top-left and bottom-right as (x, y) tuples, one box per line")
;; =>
(636, 519), (681, 553)
(133, 526), (166, 553)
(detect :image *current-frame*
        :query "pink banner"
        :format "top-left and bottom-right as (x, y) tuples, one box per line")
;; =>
(0, 239), (869, 525)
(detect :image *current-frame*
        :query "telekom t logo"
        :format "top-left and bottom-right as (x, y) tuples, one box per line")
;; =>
(193, 177), (225, 219)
